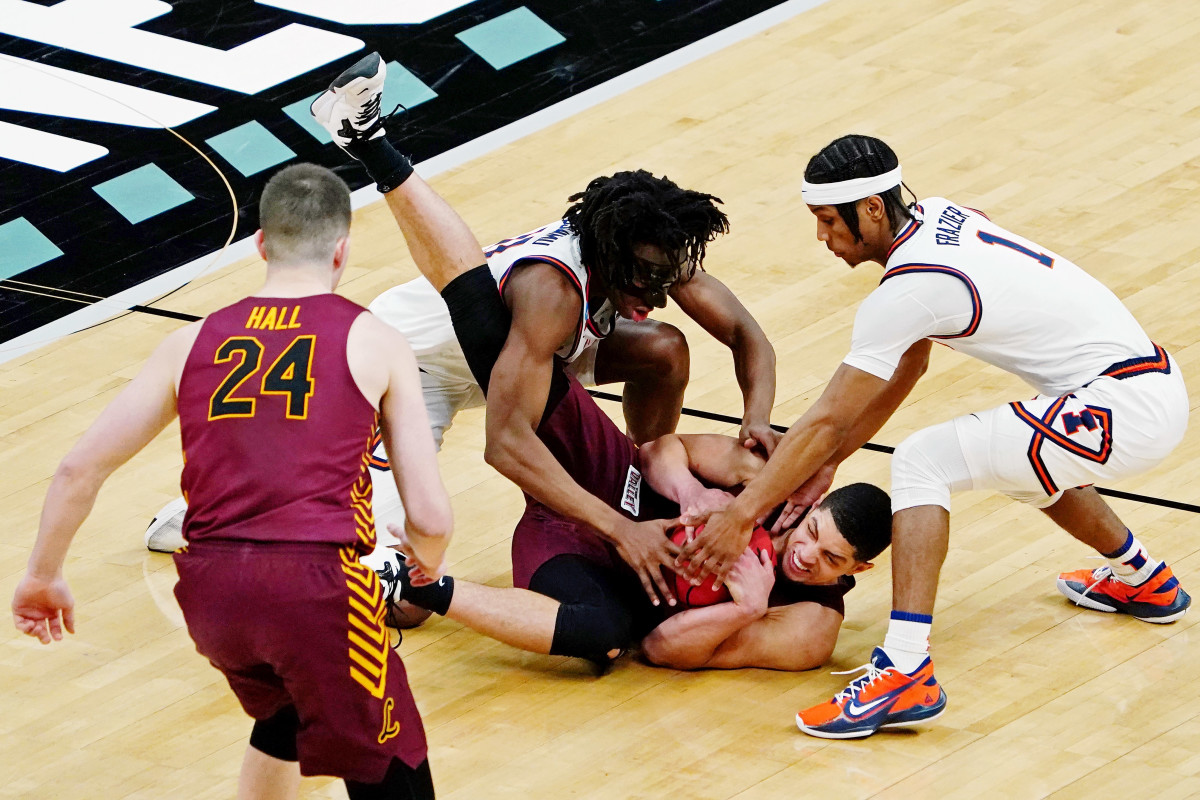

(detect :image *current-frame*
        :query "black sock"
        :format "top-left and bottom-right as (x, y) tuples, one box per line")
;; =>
(345, 136), (414, 193)
(402, 571), (456, 616)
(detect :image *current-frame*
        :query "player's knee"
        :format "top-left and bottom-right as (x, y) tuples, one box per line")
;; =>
(640, 322), (690, 384)
(890, 423), (972, 513)
(549, 602), (635, 663)
(248, 704), (300, 762)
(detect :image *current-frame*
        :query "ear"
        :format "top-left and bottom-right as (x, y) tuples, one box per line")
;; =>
(329, 236), (350, 289)
(861, 194), (887, 222)
(847, 561), (874, 576)
(253, 229), (267, 260)
(333, 235), (349, 267)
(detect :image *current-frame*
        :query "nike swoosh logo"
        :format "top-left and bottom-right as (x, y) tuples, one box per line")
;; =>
(847, 694), (894, 717)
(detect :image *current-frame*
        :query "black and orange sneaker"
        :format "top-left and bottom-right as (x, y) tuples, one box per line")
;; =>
(1057, 562), (1190, 623)
(795, 647), (946, 739)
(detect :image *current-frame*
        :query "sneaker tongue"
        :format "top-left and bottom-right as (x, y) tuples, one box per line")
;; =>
(869, 646), (896, 670)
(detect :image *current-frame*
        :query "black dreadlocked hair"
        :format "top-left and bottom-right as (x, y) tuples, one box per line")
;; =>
(804, 135), (914, 241)
(563, 170), (730, 301)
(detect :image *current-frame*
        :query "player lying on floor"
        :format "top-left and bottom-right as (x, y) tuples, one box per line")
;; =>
(385, 429), (891, 671)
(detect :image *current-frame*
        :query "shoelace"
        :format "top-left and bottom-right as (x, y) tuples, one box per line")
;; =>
(830, 660), (887, 703)
(1080, 564), (1115, 600)
(377, 561), (404, 648)
(352, 94), (406, 141)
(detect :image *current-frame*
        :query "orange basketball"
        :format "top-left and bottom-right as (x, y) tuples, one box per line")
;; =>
(667, 525), (775, 607)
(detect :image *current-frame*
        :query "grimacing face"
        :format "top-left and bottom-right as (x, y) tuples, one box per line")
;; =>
(772, 506), (872, 585)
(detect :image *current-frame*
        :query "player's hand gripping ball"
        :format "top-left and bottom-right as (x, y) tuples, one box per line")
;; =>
(667, 525), (774, 607)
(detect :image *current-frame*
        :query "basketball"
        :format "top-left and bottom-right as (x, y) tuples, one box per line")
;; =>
(387, 600), (434, 630)
(667, 525), (775, 608)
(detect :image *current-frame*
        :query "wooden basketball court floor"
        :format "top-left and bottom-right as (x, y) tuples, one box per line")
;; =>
(5, 0), (1200, 796)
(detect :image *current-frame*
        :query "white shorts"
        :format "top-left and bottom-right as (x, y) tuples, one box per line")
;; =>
(895, 353), (1189, 509)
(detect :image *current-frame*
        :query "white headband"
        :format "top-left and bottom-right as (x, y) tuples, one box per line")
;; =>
(801, 166), (903, 205)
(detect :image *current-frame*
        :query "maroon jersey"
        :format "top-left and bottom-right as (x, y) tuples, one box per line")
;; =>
(511, 375), (678, 588)
(178, 294), (377, 551)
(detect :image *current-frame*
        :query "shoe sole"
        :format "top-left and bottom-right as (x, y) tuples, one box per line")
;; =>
(310, 52), (384, 136)
(329, 51), (383, 91)
(144, 496), (189, 553)
(1057, 578), (1190, 623)
(794, 704), (946, 739)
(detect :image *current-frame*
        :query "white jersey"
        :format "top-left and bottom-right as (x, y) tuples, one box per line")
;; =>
(844, 197), (1156, 396)
(369, 221), (614, 386)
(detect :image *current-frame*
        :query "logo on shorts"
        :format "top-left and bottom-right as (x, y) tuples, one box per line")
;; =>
(621, 466), (642, 516)
(378, 698), (402, 744)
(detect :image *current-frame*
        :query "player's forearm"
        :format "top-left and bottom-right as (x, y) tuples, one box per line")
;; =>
(402, 497), (453, 566)
(726, 419), (844, 526)
(706, 610), (834, 671)
(828, 343), (928, 466)
(484, 421), (625, 538)
(28, 461), (105, 578)
(732, 329), (777, 427)
(642, 602), (764, 669)
(638, 436), (708, 506)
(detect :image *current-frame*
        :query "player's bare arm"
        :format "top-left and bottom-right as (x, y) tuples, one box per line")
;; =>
(639, 433), (764, 515)
(12, 322), (197, 644)
(772, 339), (932, 532)
(349, 313), (453, 575)
(670, 271), (779, 454)
(643, 547), (842, 670)
(679, 363), (891, 580)
(488, 263), (681, 605)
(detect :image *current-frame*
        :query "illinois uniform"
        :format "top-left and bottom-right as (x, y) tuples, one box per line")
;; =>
(173, 294), (428, 784)
(365, 221), (615, 549)
(847, 198), (1189, 510)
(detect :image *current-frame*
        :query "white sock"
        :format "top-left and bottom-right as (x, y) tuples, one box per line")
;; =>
(1103, 530), (1160, 586)
(882, 612), (931, 673)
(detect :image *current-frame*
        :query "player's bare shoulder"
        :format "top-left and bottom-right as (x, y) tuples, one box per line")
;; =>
(161, 319), (206, 392)
(347, 308), (418, 408)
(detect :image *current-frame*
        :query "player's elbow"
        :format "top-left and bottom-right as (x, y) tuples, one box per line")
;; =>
(54, 451), (107, 491)
(482, 427), (525, 478)
(643, 633), (705, 671)
(642, 635), (706, 670)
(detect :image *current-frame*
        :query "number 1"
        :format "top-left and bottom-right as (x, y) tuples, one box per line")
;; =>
(977, 231), (1054, 267)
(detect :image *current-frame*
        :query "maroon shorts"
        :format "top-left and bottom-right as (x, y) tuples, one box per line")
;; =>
(511, 503), (625, 589)
(173, 541), (427, 783)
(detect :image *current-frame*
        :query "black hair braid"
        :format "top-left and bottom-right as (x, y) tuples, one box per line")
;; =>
(563, 170), (730, 294)
(804, 135), (914, 240)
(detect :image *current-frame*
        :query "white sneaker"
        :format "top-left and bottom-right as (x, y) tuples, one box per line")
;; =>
(145, 497), (188, 553)
(310, 51), (387, 148)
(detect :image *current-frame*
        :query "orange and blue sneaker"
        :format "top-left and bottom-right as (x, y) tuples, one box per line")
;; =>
(1057, 562), (1190, 623)
(795, 647), (946, 739)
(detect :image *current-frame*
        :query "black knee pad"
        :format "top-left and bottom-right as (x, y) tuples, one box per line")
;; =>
(345, 757), (435, 800)
(549, 602), (636, 663)
(249, 704), (299, 762)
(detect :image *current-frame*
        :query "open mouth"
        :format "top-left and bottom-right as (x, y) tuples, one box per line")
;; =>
(788, 549), (812, 579)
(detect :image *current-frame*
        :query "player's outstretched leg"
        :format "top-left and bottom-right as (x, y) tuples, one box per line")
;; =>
(794, 647), (946, 739)
(311, 52), (484, 292)
(1045, 487), (1190, 623)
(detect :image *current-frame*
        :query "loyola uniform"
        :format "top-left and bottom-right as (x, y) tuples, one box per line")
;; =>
(846, 198), (1189, 509)
(173, 294), (428, 783)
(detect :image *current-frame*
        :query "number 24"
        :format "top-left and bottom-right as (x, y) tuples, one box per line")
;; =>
(209, 336), (316, 420)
